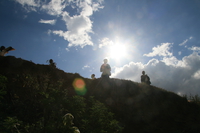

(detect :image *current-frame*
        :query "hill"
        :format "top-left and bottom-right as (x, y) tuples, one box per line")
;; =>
(0, 56), (200, 133)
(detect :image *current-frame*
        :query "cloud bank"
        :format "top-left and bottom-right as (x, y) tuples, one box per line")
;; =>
(112, 43), (200, 96)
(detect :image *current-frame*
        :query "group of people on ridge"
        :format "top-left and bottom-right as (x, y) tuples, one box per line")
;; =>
(96, 58), (151, 85)
(1, 45), (151, 85)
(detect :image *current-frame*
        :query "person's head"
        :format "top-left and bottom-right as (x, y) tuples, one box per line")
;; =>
(103, 59), (108, 64)
(0, 46), (5, 51)
(49, 59), (53, 63)
(142, 71), (145, 75)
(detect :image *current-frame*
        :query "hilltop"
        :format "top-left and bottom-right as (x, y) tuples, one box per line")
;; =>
(0, 56), (200, 133)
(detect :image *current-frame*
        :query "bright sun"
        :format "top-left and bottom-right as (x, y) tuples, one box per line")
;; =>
(109, 44), (127, 59)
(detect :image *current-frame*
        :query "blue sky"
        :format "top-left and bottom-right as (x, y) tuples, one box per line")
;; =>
(1, 0), (200, 95)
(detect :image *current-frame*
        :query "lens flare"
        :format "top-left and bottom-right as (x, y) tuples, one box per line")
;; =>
(72, 78), (87, 95)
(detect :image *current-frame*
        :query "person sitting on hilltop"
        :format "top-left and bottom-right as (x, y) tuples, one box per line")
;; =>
(141, 71), (151, 85)
(47, 59), (56, 68)
(100, 59), (111, 78)
(91, 74), (96, 80)
(0, 46), (15, 56)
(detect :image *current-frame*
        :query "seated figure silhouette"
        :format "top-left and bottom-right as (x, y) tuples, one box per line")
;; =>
(141, 71), (151, 85)
(0, 46), (15, 56)
(47, 59), (56, 68)
(91, 74), (96, 80)
(100, 59), (111, 78)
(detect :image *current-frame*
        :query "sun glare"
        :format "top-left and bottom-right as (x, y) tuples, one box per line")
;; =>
(109, 44), (127, 59)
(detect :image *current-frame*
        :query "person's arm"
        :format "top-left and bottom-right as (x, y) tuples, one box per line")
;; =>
(107, 64), (111, 71)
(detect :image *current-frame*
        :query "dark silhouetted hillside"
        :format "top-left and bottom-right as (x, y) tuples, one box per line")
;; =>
(0, 56), (200, 133)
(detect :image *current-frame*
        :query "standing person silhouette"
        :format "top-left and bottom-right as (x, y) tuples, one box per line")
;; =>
(0, 46), (15, 56)
(100, 59), (111, 78)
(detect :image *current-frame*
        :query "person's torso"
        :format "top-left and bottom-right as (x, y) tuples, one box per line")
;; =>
(0, 50), (7, 56)
(101, 64), (110, 75)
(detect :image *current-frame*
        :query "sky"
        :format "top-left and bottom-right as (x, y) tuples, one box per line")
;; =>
(1, 0), (200, 96)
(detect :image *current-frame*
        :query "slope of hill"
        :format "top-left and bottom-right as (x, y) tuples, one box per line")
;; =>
(0, 56), (200, 133)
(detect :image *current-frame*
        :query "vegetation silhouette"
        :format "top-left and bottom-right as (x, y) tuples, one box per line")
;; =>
(0, 56), (200, 133)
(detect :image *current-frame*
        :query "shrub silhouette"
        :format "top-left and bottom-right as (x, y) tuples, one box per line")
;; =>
(0, 56), (200, 133)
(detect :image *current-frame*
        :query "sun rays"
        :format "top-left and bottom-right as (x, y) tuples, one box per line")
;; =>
(109, 43), (127, 60)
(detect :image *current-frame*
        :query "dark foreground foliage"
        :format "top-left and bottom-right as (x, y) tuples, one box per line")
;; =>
(0, 56), (200, 133)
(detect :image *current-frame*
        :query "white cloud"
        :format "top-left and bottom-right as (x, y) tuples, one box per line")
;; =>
(15, 0), (40, 11)
(15, 0), (39, 7)
(192, 70), (200, 79)
(38, 19), (56, 25)
(65, 48), (70, 51)
(92, 2), (104, 11)
(80, 1), (93, 16)
(52, 12), (94, 48)
(179, 36), (193, 46)
(99, 38), (113, 48)
(179, 39), (188, 46)
(82, 65), (90, 70)
(189, 46), (200, 52)
(162, 56), (182, 67)
(41, 0), (67, 16)
(111, 62), (144, 79)
(144, 43), (173, 57)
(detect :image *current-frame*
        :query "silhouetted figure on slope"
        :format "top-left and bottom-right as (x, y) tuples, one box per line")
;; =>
(91, 74), (96, 80)
(47, 59), (56, 68)
(141, 71), (151, 85)
(0, 46), (15, 56)
(100, 59), (111, 79)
